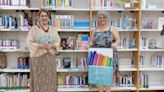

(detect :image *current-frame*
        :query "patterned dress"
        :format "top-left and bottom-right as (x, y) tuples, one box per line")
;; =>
(27, 25), (60, 92)
(93, 28), (119, 86)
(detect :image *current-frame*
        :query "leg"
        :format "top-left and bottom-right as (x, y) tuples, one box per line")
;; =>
(105, 86), (111, 92)
(97, 85), (104, 92)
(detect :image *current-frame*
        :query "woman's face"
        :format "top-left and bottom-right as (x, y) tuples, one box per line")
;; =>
(39, 11), (49, 25)
(97, 15), (107, 26)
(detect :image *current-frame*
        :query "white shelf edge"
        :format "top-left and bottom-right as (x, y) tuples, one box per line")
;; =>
(119, 67), (137, 71)
(0, 86), (136, 91)
(142, 9), (164, 11)
(1, 49), (139, 52)
(58, 86), (137, 91)
(59, 50), (88, 52)
(0, 69), (88, 73)
(57, 69), (87, 72)
(117, 48), (138, 51)
(92, 8), (139, 11)
(117, 29), (138, 32)
(140, 49), (164, 52)
(141, 29), (160, 32)
(139, 68), (164, 71)
(0, 49), (29, 52)
(139, 85), (164, 90)
(42, 7), (89, 11)
(57, 29), (90, 32)
(2, 89), (30, 92)
(3, 69), (30, 72)
(0, 7), (40, 10)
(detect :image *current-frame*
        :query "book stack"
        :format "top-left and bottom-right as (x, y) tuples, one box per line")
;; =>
(61, 34), (89, 50)
(52, 15), (74, 29)
(0, 0), (28, 7)
(0, 12), (34, 30)
(18, 57), (30, 69)
(151, 55), (164, 68)
(43, 0), (73, 8)
(0, 39), (19, 51)
(52, 15), (90, 29)
(77, 56), (88, 69)
(139, 72), (149, 88)
(61, 36), (76, 50)
(118, 74), (134, 87)
(58, 74), (88, 86)
(142, 18), (153, 29)
(0, 73), (30, 90)
(92, 0), (112, 9)
(92, 14), (137, 30)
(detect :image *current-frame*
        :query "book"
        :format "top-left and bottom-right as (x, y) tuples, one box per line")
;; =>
(158, 17), (164, 31)
(63, 57), (71, 68)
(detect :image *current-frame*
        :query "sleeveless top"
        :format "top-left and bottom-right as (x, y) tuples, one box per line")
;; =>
(93, 28), (114, 48)
(93, 27), (119, 84)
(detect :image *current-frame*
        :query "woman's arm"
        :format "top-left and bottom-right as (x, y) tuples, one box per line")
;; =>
(111, 26), (120, 48)
(50, 27), (61, 53)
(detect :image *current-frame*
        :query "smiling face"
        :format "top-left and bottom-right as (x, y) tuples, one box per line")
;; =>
(39, 11), (49, 25)
(97, 14), (108, 26)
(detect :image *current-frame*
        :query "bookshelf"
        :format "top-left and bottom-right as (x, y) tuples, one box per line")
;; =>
(0, 0), (164, 92)
(140, 0), (164, 91)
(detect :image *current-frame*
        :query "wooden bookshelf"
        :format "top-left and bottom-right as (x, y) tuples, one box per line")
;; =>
(1, 0), (164, 92)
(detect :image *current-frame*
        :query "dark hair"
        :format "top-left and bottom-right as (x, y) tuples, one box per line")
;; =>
(38, 9), (50, 17)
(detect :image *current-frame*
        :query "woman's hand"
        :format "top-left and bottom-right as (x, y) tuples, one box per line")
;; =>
(84, 44), (90, 50)
(49, 44), (57, 49)
(111, 42), (118, 49)
(38, 44), (49, 49)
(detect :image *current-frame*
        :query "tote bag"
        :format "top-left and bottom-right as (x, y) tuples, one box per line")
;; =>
(88, 48), (113, 86)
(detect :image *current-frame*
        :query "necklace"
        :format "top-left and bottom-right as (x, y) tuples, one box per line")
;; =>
(39, 23), (49, 32)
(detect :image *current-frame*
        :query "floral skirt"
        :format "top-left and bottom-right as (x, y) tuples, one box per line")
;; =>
(30, 53), (57, 92)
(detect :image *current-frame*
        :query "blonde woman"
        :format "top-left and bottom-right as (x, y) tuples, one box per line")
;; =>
(27, 10), (60, 92)
(91, 11), (120, 92)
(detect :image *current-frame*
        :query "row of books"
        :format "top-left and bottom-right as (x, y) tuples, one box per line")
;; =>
(142, 17), (164, 30)
(0, 0), (28, 7)
(77, 56), (88, 69)
(43, 0), (73, 8)
(142, 0), (164, 9)
(92, 0), (137, 9)
(57, 56), (88, 69)
(141, 36), (147, 49)
(52, 15), (90, 29)
(88, 51), (113, 67)
(139, 72), (149, 88)
(0, 73), (30, 89)
(61, 34), (89, 50)
(0, 12), (34, 30)
(0, 39), (18, 47)
(92, 0), (112, 9)
(18, 57), (30, 69)
(118, 57), (135, 67)
(140, 55), (164, 68)
(52, 15), (74, 29)
(58, 74), (88, 85)
(119, 37), (136, 49)
(92, 14), (137, 30)
(142, 18), (153, 29)
(118, 74), (134, 87)
(0, 39), (18, 50)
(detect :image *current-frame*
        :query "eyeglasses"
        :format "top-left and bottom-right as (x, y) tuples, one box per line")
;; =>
(98, 16), (107, 19)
